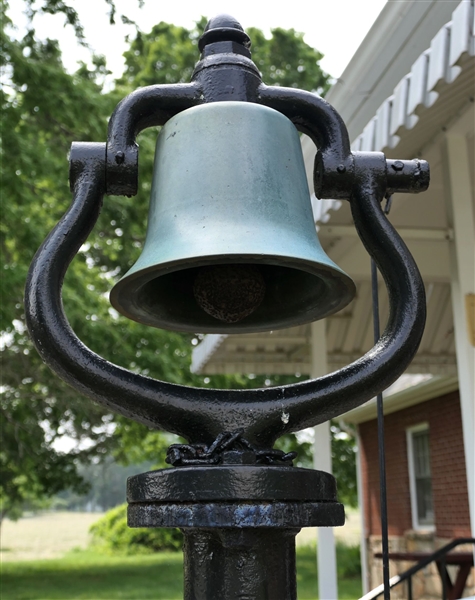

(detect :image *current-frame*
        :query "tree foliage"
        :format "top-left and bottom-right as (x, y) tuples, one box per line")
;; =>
(1, 1), (356, 519)
(248, 26), (329, 93)
(89, 503), (183, 554)
(1, 3), (117, 522)
(119, 19), (329, 94)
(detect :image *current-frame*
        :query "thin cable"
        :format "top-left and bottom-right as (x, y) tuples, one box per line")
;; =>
(371, 194), (393, 600)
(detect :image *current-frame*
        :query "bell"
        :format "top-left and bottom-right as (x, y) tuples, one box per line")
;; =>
(110, 102), (355, 333)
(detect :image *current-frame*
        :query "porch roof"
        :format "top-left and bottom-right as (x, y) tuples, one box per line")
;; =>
(191, 1), (474, 384)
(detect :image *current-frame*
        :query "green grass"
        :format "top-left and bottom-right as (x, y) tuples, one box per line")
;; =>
(297, 546), (362, 599)
(1, 547), (362, 600)
(1, 550), (182, 600)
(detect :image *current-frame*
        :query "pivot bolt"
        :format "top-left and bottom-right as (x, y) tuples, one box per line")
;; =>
(391, 160), (404, 172)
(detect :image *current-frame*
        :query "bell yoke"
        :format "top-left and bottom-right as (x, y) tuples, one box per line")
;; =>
(25, 14), (429, 600)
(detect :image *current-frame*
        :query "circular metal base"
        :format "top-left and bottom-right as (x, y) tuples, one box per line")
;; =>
(128, 501), (344, 529)
(127, 465), (338, 503)
(128, 465), (344, 529)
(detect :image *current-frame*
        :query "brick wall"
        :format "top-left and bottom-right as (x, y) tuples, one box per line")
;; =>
(359, 390), (471, 538)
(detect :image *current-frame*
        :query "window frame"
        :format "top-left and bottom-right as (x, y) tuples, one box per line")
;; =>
(406, 422), (435, 531)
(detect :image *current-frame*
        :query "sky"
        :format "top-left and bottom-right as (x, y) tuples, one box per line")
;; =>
(8, 0), (388, 80)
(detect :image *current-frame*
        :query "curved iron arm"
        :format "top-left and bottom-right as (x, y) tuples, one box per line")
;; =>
(258, 84), (351, 158)
(25, 17), (428, 448)
(25, 145), (426, 449)
(105, 83), (202, 196)
(257, 85), (428, 200)
(258, 83), (353, 201)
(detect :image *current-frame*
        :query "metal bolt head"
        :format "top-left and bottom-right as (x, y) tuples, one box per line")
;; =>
(391, 160), (404, 172)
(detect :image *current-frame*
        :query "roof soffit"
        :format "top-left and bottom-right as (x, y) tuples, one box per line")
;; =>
(325, 0), (459, 137)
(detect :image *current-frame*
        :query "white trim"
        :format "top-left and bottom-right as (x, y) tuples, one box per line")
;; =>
(310, 320), (338, 600)
(450, 1), (474, 67)
(342, 375), (459, 424)
(190, 334), (227, 374)
(356, 429), (369, 595)
(325, 1), (446, 128)
(406, 423), (436, 532)
(318, 225), (453, 242)
(442, 113), (475, 537)
(302, 1), (474, 162)
(310, 195), (342, 226)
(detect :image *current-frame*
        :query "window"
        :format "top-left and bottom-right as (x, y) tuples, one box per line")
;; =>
(407, 424), (435, 530)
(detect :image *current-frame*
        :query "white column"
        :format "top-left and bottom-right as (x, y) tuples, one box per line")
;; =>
(442, 107), (475, 537)
(356, 428), (369, 595)
(311, 320), (338, 600)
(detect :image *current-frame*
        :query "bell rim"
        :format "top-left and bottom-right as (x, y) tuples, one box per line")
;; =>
(110, 254), (356, 334)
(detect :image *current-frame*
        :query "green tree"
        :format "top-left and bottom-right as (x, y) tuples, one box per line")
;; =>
(0, 0), (171, 521)
(1, 2), (356, 521)
(89, 503), (183, 554)
(1, 3), (116, 524)
(331, 422), (358, 507)
(248, 26), (329, 93)
(118, 18), (329, 93)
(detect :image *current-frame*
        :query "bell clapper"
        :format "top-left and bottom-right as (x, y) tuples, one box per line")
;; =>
(193, 264), (266, 323)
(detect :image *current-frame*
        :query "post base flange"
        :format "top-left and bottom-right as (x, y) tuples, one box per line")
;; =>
(128, 500), (344, 528)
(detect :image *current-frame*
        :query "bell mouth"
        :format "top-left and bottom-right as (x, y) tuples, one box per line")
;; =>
(109, 257), (355, 334)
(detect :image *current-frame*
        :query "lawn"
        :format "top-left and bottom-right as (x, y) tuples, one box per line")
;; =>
(1, 547), (362, 599)
(1, 512), (102, 562)
(1, 512), (362, 599)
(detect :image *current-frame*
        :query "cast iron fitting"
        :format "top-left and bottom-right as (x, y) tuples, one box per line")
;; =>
(314, 150), (430, 199)
(192, 16), (262, 103)
(386, 158), (430, 194)
(69, 142), (107, 193)
(198, 14), (251, 52)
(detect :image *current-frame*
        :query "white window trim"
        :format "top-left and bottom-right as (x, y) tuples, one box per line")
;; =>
(406, 423), (435, 532)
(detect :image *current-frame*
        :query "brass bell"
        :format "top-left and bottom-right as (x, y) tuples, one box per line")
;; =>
(110, 102), (355, 333)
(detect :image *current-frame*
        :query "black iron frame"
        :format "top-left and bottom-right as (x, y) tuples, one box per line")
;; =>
(24, 15), (430, 600)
